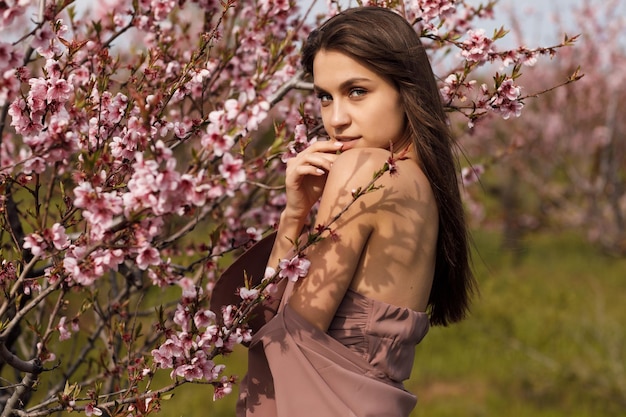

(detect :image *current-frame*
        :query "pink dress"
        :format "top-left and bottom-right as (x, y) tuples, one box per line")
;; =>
(236, 282), (430, 417)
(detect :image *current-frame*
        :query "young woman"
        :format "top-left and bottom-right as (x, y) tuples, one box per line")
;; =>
(233, 6), (476, 416)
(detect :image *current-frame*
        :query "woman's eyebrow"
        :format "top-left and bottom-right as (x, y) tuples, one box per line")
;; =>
(314, 77), (372, 93)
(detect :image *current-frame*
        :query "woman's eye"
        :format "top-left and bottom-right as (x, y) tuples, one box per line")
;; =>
(349, 88), (367, 98)
(317, 93), (332, 105)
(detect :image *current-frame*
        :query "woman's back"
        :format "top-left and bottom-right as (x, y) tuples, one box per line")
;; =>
(287, 147), (438, 330)
(342, 147), (438, 313)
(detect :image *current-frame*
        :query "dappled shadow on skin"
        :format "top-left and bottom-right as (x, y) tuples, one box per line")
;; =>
(241, 151), (435, 413)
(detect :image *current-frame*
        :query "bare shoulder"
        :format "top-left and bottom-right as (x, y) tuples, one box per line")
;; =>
(328, 147), (434, 203)
(330, 147), (391, 177)
(325, 147), (395, 193)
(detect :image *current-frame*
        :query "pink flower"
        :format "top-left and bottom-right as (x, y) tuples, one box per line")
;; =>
(278, 256), (311, 282)
(179, 276), (202, 299)
(218, 153), (246, 187)
(213, 377), (233, 400)
(461, 165), (485, 186)
(85, 403), (102, 416)
(57, 316), (72, 341)
(489, 78), (524, 119)
(136, 244), (160, 270)
(0, 260), (17, 285)
(173, 304), (192, 332)
(498, 78), (521, 101)
(23, 233), (47, 257)
(411, 0), (456, 23)
(48, 223), (70, 250)
(151, 0), (176, 21)
(246, 100), (270, 131)
(194, 309), (217, 329)
(46, 78), (72, 103)
(461, 29), (495, 63)
(245, 227), (262, 242)
(239, 287), (260, 301)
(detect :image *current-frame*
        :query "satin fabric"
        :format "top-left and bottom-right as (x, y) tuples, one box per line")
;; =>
(237, 282), (429, 417)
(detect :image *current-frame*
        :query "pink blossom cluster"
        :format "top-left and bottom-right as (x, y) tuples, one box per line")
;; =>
(461, 164), (485, 186)
(0, 0), (30, 29)
(8, 58), (80, 173)
(278, 255), (311, 282)
(56, 316), (79, 341)
(0, 42), (24, 107)
(461, 29), (496, 63)
(0, 260), (17, 287)
(22, 223), (70, 258)
(440, 73), (524, 124)
(488, 78), (524, 119)
(405, 0), (457, 28)
(151, 279), (250, 384)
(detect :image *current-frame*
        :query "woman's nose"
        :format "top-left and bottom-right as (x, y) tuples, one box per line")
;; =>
(329, 101), (350, 129)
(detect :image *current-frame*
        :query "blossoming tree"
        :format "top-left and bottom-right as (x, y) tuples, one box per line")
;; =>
(0, 0), (578, 415)
(460, 0), (625, 255)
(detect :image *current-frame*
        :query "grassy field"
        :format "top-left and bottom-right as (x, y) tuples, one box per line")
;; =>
(156, 229), (626, 416)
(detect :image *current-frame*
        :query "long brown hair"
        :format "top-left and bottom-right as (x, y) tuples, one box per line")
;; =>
(301, 6), (476, 326)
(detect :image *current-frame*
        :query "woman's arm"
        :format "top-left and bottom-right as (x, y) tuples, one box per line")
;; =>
(286, 148), (391, 331)
(266, 140), (352, 273)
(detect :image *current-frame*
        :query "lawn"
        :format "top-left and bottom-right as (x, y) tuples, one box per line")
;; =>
(156, 229), (626, 416)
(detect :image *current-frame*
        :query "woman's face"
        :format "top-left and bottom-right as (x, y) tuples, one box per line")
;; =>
(313, 49), (406, 149)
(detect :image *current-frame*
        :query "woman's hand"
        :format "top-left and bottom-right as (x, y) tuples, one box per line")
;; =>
(283, 140), (355, 221)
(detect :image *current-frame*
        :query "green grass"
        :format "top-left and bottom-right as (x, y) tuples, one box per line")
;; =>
(157, 229), (626, 416)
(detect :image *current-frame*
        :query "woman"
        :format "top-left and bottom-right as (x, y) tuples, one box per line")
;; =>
(235, 6), (475, 416)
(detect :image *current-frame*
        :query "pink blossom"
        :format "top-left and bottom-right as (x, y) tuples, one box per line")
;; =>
(92, 249), (125, 275)
(0, 1), (29, 28)
(74, 182), (123, 231)
(495, 99), (524, 120)
(194, 309), (217, 329)
(136, 244), (161, 270)
(461, 29), (495, 63)
(46, 78), (73, 103)
(57, 317), (72, 341)
(178, 276), (202, 299)
(223, 327), (251, 351)
(23, 233), (47, 257)
(197, 324), (220, 348)
(498, 78), (521, 101)
(174, 362), (203, 381)
(409, 0), (456, 23)
(246, 100), (270, 131)
(63, 245), (101, 287)
(489, 78), (524, 119)
(461, 165), (485, 186)
(221, 304), (235, 327)
(178, 171), (212, 207)
(0, 260), (17, 285)
(31, 24), (55, 52)
(151, 0), (176, 21)
(36, 342), (56, 363)
(224, 97), (243, 121)
(218, 153), (246, 187)
(1, 69), (21, 107)
(213, 376), (233, 400)
(278, 255), (311, 282)
(47, 223), (70, 250)
(22, 278), (41, 295)
(9, 98), (43, 135)
(201, 127), (234, 157)
(85, 403), (102, 416)
(246, 227), (262, 242)
(239, 287), (260, 301)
